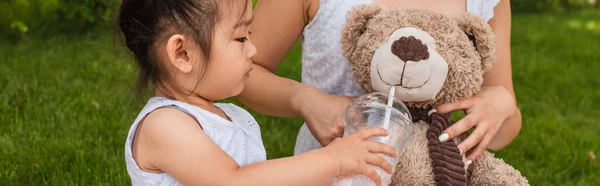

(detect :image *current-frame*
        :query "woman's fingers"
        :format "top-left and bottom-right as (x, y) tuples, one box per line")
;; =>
(457, 125), (487, 154)
(439, 111), (484, 142)
(435, 98), (475, 114)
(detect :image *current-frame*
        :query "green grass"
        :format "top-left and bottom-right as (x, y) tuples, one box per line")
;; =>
(1, 11), (599, 185)
(495, 11), (600, 185)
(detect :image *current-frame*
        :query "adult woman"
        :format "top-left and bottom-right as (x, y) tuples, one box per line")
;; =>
(237, 0), (521, 161)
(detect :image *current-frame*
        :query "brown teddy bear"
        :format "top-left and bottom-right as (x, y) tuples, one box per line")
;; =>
(340, 4), (529, 186)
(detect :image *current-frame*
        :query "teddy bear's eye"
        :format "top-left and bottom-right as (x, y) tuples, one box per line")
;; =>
(465, 32), (478, 51)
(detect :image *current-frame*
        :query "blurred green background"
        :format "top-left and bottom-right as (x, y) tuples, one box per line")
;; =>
(1, 0), (599, 185)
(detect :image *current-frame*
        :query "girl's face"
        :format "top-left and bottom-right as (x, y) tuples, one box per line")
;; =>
(196, 1), (256, 100)
(164, 1), (255, 101)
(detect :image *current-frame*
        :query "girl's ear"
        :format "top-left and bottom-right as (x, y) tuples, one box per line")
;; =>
(166, 34), (193, 73)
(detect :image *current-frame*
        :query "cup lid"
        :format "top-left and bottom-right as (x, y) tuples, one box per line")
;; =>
(349, 92), (413, 121)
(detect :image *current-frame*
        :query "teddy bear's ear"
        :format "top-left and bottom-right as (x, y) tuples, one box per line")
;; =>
(454, 13), (496, 72)
(341, 4), (383, 60)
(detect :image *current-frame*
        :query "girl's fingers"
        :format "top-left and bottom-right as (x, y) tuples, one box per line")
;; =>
(362, 166), (383, 186)
(366, 153), (394, 174)
(365, 141), (398, 158)
(354, 127), (389, 140)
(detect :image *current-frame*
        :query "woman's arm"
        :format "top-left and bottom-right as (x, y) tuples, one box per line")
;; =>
(435, 0), (522, 160)
(235, 0), (312, 117)
(482, 0), (522, 150)
(235, 0), (351, 146)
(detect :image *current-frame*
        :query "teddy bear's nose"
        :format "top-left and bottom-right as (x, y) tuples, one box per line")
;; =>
(391, 36), (430, 62)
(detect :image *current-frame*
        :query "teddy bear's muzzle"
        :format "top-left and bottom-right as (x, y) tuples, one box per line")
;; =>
(375, 61), (433, 89)
(370, 27), (449, 102)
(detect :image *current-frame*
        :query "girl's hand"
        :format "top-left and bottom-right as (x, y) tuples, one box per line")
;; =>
(324, 127), (398, 186)
(295, 88), (356, 146)
(435, 86), (516, 161)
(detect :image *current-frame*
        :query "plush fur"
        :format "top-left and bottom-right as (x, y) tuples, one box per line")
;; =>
(340, 4), (528, 186)
(341, 5), (494, 108)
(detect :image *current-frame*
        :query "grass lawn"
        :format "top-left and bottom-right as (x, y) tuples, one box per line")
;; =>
(1, 11), (599, 185)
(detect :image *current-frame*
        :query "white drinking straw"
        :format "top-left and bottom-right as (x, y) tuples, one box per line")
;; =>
(382, 87), (395, 130)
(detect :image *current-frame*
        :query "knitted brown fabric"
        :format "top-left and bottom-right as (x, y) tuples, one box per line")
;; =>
(410, 108), (467, 186)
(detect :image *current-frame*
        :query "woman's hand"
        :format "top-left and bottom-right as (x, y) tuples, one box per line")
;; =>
(292, 87), (356, 146)
(435, 86), (517, 161)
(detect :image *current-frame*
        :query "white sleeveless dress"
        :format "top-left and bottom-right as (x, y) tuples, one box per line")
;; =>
(125, 97), (267, 185)
(295, 0), (500, 155)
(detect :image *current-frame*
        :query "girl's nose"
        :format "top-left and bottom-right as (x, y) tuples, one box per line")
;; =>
(248, 40), (257, 59)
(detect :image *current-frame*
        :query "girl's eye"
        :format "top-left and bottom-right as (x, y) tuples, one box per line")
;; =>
(235, 37), (248, 42)
(235, 32), (252, 43)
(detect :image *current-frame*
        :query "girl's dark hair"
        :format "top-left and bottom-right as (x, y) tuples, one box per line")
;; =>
(116, 0), (249, 95)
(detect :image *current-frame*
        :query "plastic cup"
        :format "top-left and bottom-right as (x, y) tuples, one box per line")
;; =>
(332, 92), (414, 186)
